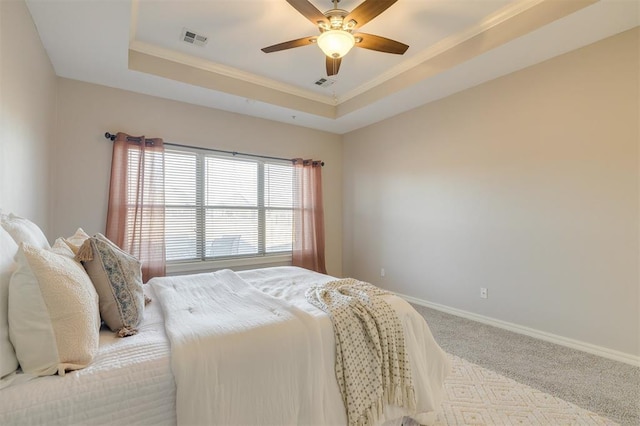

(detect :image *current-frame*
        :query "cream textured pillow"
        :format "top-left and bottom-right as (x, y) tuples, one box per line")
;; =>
(63, 228), (91, 255)
(1, 213), (50, 249)
(8, 242), (100, 376)
(52, 238), (76, 258)
(0, 228), (19, 379)
(77, 234), (145, 337)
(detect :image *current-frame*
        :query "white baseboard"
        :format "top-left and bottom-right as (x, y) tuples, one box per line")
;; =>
(396, 292), (640, 368)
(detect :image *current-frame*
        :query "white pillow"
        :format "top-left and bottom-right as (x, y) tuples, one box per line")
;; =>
(1, 213), (50, 250)
(8, 242), (100, 376)
(0, 228), (19, 379)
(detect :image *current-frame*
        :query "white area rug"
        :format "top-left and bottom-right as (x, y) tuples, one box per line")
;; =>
(435, 355), (618, 425)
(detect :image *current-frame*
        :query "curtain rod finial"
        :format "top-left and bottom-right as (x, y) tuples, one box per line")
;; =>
(105, 132), (116, 141)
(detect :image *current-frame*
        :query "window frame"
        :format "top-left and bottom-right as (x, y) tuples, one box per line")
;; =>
(163, 145), (294, 273)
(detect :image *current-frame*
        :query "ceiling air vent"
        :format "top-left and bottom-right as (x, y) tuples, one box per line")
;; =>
(181, 28), (208, 47)
(314, 78), (335, 88)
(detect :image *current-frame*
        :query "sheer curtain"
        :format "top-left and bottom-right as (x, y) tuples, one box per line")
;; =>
(292, 159), (326, 274)
(105, 132), (166, 282)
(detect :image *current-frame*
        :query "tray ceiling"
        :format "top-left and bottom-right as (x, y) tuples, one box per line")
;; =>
(26, 0), (639, 133)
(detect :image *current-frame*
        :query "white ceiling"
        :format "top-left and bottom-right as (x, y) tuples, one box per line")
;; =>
(26, 0), (639, 134)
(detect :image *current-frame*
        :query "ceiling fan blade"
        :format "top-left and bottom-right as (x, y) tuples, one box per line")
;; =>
(261, 36), (317, 53)
(286, 0), (329, 26)
(345, 0), (398, 29)
(354, 33), (408, 54)
(326, 57), (342, 76)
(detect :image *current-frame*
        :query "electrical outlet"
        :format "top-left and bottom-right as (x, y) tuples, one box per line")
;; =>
(480, 288), (488, 299)
(380, 268), (385, 277)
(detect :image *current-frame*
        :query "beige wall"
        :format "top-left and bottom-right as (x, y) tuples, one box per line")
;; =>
(343, 28), (639, 357)
(52, 79), (343, 276)
(0, 0), (57, 234)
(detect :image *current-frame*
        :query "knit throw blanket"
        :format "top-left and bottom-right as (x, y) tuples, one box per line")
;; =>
(306, 278), (416, 426)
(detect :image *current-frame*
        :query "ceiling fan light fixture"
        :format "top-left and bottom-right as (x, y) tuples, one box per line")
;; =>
(317, 30), (355, 58)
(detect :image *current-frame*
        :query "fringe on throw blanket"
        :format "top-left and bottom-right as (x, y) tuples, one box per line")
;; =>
(306, 278), (416, 426)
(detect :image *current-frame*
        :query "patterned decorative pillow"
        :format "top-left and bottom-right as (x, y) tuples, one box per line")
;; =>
(8, 242), (100, 376)
(77, 234), (145, 337)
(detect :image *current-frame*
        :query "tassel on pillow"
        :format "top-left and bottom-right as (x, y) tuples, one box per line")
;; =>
(116, 327), (138, 338)
(75, 239), (94, 263)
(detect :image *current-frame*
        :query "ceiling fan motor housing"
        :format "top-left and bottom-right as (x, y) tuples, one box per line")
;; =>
(319, 9), (353, 31)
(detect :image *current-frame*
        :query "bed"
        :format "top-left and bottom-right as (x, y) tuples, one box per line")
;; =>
(0, 266), (450, 426)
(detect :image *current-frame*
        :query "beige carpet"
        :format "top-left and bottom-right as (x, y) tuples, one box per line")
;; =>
(434, 355), (618, 425)
(411, 304), (638, 425)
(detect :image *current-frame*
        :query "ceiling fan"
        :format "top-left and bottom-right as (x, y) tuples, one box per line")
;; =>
(261, 0), (409, 76)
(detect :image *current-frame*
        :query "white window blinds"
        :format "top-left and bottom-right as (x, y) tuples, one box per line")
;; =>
(164, 146), (294, 262)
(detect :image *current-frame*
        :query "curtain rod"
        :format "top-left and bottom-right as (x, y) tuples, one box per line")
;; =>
(104, 132), (324, 166)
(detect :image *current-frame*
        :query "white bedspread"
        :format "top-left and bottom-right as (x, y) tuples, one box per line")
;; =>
(0, 284), (175, 426)
(151, 269), (340, 425)
(1, 267), (449, 426)
(151, 267), (451, 426)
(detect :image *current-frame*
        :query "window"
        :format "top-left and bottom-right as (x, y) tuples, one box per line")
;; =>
(163, 146), (294, 264)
